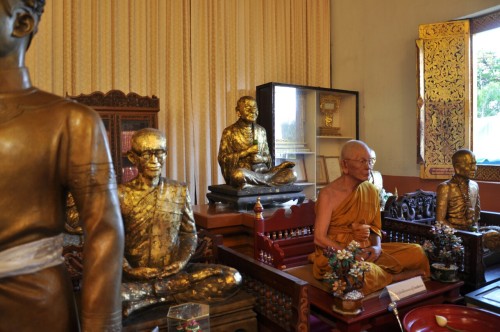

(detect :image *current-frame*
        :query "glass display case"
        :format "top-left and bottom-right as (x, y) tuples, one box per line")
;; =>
(256, 82), (359, 199)
(167, 302), (210, 332)
(67, 90), (159, 184)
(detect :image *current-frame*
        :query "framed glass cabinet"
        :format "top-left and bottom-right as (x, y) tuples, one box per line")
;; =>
(256, 82), (359, 199)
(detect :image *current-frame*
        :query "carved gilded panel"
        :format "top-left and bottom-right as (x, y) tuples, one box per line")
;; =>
(417, 20), (470, 179)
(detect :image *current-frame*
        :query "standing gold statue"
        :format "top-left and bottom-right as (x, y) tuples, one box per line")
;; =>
(119, 128), (241, 317)
(218, 96), (297, 189)
(0, 1), (124, 331)
(436, 149), (480, 231)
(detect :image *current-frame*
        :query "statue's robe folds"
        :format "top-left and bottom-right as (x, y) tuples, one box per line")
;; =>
(436, 176), (481, 231)
(119, 178), (241, 312)
(120, 178), (197, 273)
(218, 119), (296, 188)
(309, 182), (430, 295)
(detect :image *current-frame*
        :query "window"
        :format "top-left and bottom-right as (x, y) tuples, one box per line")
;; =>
(417, 9), (500, 182)
(472, 18), (500, 165)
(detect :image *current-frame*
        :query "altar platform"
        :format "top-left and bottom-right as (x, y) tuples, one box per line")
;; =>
(206, 184), (305, 210)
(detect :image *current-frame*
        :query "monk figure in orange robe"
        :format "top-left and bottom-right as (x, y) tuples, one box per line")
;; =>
(309, 140), (430, 295)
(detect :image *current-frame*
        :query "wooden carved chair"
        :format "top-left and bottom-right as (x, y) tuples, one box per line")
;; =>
(383, 189), (436, 225)
(254, 199), (316, 270)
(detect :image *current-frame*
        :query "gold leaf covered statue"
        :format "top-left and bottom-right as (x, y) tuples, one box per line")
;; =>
(218, 96), (297, 189)
(436, 149), (480, 231)
(119, 128), (242, 317)
(436, 149), (500, 251)
(0, 1), (124, 331)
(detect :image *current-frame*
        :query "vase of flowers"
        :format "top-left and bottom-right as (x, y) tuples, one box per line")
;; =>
(422, 221), (464, 283)
(324, 240), (371, 315)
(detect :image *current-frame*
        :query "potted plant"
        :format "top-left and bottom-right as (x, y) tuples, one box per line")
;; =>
(422, 221), (464, 282)
(324, 240), (371, 315)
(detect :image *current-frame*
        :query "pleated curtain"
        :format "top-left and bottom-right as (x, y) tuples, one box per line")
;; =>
(27, 0), (331, 204)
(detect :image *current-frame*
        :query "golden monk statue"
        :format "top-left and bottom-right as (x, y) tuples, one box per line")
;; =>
(218, 96), (297, 189)
(436, 149), (481, 231)
(119, 128), (242, 317)
(436, 149), (500, 251)
(309, 140), (430, 295)
(0, 1), (124, 331)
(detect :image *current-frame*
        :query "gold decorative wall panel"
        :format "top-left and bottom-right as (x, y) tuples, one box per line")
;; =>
(417, 20), (471, 179)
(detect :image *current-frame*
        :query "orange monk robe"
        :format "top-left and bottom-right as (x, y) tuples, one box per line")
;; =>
(309, 181), (430, 295)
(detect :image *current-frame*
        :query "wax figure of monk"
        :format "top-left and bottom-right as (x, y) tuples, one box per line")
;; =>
(119, 128), (242, 317)
(0, 0), (124, 331)
(218, 95), (297, 189)
(309, 140), (430, 295)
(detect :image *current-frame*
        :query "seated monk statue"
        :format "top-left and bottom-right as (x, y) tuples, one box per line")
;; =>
(218, 95), (297, 189)
(119, 128), (242, 317)
(436, 149), (500, 251)
(308, 140), (430, 295)
(436, 149), (480, 231)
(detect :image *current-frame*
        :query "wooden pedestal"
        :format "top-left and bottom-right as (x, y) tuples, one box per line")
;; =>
(193, 202), (300, 258)
(193, 204), (255, 257)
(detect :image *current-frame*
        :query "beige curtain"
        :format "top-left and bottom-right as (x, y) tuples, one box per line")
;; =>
(27, 0), (331, 204)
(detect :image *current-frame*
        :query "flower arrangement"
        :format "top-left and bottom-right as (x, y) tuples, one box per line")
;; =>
(176, 319), (202, 332)
(324, 240), (371, 299)
(422, 221), (464, 269)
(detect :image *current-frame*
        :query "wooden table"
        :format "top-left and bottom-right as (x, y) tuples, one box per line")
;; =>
(465, 279), (500, 314)
(309, 280), (464, 332)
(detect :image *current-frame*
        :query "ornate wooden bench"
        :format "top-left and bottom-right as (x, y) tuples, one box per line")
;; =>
(383, 189), (436, 225)
(382, 189), (500, 292)
(218, 245), (310, 332)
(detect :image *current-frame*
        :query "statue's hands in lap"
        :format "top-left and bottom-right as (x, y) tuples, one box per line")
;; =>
(352, 223), (370, 242)
(251, 152), (267, 164)
(158, 262), (182, 278)
(361, 246), (381, 262)
(240, 145), (259, 159)
(124, 266), (162, 280)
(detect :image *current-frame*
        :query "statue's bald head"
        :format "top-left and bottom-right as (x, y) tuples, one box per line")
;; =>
(131, 128), (167, 153)
(235, 96), (255, 110)
(452, 149), (474, 166)
(340, 140), (371, 161)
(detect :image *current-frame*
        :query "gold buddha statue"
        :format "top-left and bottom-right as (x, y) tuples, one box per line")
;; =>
(218, 96), (297, 189)
(119, 128), (241, 317)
